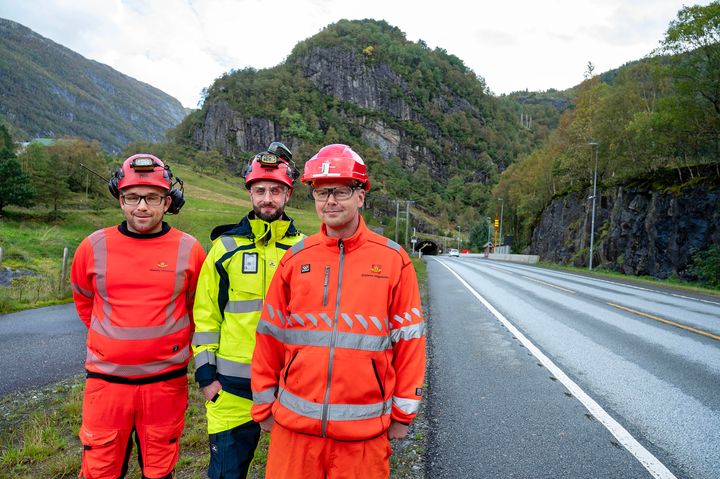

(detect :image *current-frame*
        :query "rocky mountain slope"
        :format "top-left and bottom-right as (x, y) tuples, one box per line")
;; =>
(0, 17), (186, 152)
(531, 167), (720, 280)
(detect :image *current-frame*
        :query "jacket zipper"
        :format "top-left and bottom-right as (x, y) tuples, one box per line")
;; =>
(321, 240), (344, 437)
(322, 265), (330, 306)
(371, 358), (385, 399)
(283, 351), (299, 383)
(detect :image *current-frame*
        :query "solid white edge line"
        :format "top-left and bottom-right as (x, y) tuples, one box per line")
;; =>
(434, 259), (677, 479)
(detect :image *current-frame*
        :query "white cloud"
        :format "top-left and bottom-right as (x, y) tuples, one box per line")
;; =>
(0, 0), (712, 107)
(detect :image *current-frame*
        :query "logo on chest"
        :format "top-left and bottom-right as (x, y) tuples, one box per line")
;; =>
(362, 263), (388, 279)
(150, 260), (175, 273)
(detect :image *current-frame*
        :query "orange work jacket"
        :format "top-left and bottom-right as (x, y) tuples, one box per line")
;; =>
(251, 216), (426, 441)
(71, 222), (206, 380)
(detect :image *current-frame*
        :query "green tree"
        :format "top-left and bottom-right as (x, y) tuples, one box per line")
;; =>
(0, 125), (35, 212)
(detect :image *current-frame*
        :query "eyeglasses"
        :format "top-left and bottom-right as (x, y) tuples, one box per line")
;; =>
(250, 185), (288, 197)
(121, 193), (166, 206)
(312, 186), (357, 201)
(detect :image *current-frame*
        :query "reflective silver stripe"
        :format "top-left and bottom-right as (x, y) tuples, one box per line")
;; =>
(216, 356), (251, 378)
(221, 236), (236, 251)
(354, 314), (369, 330)
(91, 313), (190, 340)
(393, 314), (405, 324)
(193, 331), (220, 345)
(305, 313), (318, 327)
(257, 320), (390, 351)
(166, 233), (196, 322)
(279, 387), (391, 421)
(90, 230), (112, 321)
(386, 239), (401, 251)
(72, 282), (94, 298)
(319, 313), (332, 328)
(393, 396), (421, 414)
(87, 347), (190, 376)
(266, 303), (275, 320)
(390, 321), (426, 343)
(341, 313), (353, 328)
(291, 313), (305, 326)
(194, 349), (217, 367)
(225, 299), (263, 314)
(412, 307), (421, 317)
(253, 387), (278, 405)
(290, 238), (305, 255)
(369, 316), (383, 331)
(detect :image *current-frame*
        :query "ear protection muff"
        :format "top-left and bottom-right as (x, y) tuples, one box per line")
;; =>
(166, 174), (185, 215)
(108, 161), (185, 215)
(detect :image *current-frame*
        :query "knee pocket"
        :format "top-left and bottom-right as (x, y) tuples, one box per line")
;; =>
(79, 425), (123, 479)
(140, 420), (184, 477)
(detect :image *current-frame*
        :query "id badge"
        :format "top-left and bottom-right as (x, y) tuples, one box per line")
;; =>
(242, 252), (258, 274)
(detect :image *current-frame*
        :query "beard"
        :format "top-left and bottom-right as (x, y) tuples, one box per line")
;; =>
(253, 204), (284, 222)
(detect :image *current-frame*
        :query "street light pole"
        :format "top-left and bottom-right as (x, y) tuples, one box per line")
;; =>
(498, 198), (504, 247)
(588, 142), (599, 270)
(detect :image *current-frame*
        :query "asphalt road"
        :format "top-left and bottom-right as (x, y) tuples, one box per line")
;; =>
(425, 257), (720, 479)
(0, 303), (86, 396)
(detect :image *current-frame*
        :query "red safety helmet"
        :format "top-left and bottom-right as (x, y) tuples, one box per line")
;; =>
(244, 142), (296, 189)
(116, 154), (171, 191)
(301, 144), (370, 191)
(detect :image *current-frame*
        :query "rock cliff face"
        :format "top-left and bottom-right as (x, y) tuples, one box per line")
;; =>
(189, 42), (496, 181)
(531, 181), (720, 279)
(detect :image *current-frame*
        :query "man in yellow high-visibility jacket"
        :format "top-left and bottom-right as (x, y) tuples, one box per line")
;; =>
(192, 142), (304, 479)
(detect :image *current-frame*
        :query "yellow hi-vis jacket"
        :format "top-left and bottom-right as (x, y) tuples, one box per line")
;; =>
(192, 212), (303, 433)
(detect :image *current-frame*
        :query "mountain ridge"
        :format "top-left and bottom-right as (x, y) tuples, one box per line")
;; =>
(0, 17), (186, 152)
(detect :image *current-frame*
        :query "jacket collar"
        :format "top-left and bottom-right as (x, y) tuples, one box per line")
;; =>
(211, 212), (299, 244)
(320, 215), (368, 253)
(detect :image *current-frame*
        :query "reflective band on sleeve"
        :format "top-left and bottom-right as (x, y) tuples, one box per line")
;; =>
(390, 321), (426, 343)
(194, 349), (217, 367)
(393, 396), (421, 414)
(253, 387), (278, 405)
(257, 321), (390, 351)
(216, 356), (251, 378)
(279, 387), (391, 421)
(71, 283), (94, 298)
(192, 331), (220, 345)
(412, 307), (422, 318)
(87, 347), (190, 377)
(225, 299), (263, 314)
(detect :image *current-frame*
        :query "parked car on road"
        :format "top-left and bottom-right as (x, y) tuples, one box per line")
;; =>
(448, 248), (460, 257)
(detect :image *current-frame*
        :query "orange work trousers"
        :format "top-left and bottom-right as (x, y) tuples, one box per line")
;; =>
(78, 376), (187, 479)
(265, 422), (392, 479)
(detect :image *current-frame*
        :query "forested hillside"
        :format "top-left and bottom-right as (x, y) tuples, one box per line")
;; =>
(495, 3), (720, 257)
(174, 19), (561, 233)
(0, 17), (186, 152)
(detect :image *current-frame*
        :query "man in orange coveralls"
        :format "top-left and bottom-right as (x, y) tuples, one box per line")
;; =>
(251, 144), (426, 478)
(71, 154), (206, 479)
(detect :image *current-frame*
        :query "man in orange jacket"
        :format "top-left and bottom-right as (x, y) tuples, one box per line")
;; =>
(251, 144), (426, 478)
(71, 154), (206, 479)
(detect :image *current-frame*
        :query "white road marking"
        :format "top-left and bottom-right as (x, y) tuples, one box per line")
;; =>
(435, 259), (677, 479)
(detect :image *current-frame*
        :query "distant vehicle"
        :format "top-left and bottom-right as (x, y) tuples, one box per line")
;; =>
(448, 248), (460, 257)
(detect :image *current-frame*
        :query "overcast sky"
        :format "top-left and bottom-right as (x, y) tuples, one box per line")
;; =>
(0, 0), (710, 108)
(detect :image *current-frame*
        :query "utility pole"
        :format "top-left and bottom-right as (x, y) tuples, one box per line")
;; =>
(588, 142), (599, 270)
(394, 201), (400, 243)
(498, 198), (504, 246)
(404, 200), (414, 248)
